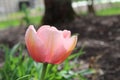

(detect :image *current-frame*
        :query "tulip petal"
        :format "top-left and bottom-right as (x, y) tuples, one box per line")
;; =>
(49, 36), (77, 64)
(65, 35), (77, 51)
(55, 35), (78, 64)
(25, 25), (46, 62)
(37, 26), (67, 63)
(37, 26), (58, 49)
(37, 25), (51, 31)
(62, 30), (71, 38)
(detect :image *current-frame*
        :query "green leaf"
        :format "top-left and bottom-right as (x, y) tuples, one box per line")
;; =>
(10, 43), (21, 55)
(16, 75), (31, 80)
(77, 68), (96, 76)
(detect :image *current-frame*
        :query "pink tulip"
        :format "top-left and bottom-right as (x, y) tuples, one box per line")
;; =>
(25, 25), (77, 64)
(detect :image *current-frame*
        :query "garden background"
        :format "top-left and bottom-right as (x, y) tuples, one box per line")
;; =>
(0, 0), (120, 80)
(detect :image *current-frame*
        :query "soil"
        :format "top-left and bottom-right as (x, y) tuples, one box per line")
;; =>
(64, 15), (120, 80)
(0, 15), (120, 80)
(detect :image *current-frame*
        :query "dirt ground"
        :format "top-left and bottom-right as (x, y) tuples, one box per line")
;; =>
(64, 15), (120, 80)
(0, 15), (120, 80)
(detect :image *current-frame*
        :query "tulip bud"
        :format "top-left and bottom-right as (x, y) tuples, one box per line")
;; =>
(25, 25), (77, 64)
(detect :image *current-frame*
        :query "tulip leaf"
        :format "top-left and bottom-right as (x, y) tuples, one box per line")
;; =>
(16, 75), (31, 80)
(68, 47), (84, 60)
(10, 43), (21, 55)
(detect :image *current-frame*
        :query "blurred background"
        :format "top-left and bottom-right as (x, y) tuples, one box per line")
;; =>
(0, 0), (120, 29)
(0, 0), (44, 29)
(0, 0), (120, 80)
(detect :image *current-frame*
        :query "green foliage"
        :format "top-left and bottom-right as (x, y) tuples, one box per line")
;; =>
(0, 43), (43, 80)
(0, 16), (42, 30)
(72, 0), (84, 2)
(21, 3), (30, 25)
(0, 19), (20, 29)
(0, 44), (95, 80)
(96, 6), (120, 16)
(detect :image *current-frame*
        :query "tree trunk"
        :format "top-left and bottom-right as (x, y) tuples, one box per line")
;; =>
(41, 0), (76, 29)
(87, 0), (95, 16)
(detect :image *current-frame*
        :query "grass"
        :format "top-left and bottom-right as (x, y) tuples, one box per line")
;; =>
(0, 16), (42, 30)
(80, 6), (120, 16)
(0, 19), (20, 29)
(96, 6), (120, 16)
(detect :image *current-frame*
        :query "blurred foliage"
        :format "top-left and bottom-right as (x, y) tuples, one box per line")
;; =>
(79, 5), (120, 16)
(0, 43), (42, 80)
(72, 0), (84, 2)
(0, 16), (42, 30)
(0, 5), (42, 30)
(21, 3), (30, 25)
(96, 6), (120, 16)
(0, 44), (95, 80)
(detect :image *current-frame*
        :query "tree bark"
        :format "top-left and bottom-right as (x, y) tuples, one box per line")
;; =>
(87, 0), (95, 16)
(41, 0), (76, 29)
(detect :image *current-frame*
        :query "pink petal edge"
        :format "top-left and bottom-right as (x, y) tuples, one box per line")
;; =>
(25, 25), (46, 62)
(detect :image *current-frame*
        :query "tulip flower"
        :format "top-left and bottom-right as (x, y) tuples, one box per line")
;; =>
(25, 25), (77, 64)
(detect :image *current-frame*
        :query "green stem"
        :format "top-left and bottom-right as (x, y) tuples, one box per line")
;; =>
(40, 63), (48, 80)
